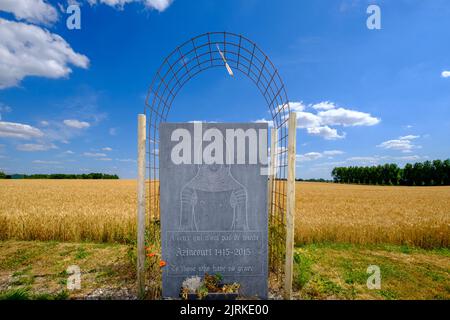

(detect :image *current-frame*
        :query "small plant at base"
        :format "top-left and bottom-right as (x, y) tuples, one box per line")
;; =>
(144, 244), (166, 269)
(204, 273), (222, 291)
(182, 276), (202, 292)
(221, 283), (240, 294)
(180, 273), (240, 300)
(181, 276), (203, 299)
(197, 285), (209, 300)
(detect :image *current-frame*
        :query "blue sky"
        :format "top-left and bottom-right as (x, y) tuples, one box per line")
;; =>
(0, 0), (449, 179)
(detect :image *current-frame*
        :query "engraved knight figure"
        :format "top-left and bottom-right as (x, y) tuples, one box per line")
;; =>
(179, 163), (248, 231)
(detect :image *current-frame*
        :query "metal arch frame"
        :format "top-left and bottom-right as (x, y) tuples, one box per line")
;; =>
(144, 31), (291, 276)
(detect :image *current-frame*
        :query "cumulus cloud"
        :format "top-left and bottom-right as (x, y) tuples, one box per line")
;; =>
(102, 147), (113, 151)
(306, 126), (346, 140)
(323, 150), (344, 156)
(116, 158), (136, 162)
(441, 71), (450, 78)
(346, 155), (425, 165)
(17, 143), (57, 151)
(0, 18), (89, 89)
(188, 120), (218, 124)
(377, 135), (421, 153)
(253, 119), (274, 128)
(63, 119), (90, 129)
(144, 0), (173, 11)
(84, 152), (107, 157)
(399, 135), (419, 140)
(311, 101), (337, 110)
(0, 0), (58, 25)
(96, 157), (112, 161)
(0, 121), (44, 139)
(33, 160), (60, 164)
(346, 156), (379, 164)
(395, 155), (423, 162)
(317, 108), (380, 127)
(87, 0), (173, 12)
(289, 101), (306, 112)
(297, 150), (345, 162)
(289, 101), (379, 140)
(297, 152), (323, 162)
(297, 112), (322, 129)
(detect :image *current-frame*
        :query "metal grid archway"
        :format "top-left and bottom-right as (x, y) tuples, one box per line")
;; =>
(144, 31), (291, 277)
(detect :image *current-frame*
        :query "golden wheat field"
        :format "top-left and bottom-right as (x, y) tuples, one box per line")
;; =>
(295, 182), (450, 248)
(0, 180), (449, 248)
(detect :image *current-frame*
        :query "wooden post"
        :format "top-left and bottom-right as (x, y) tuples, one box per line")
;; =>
(137, 114), (146, 299)
(284, 112), (296, 300)
(268, 128), (278, 217)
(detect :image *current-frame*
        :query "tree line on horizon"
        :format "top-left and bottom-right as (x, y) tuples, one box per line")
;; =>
(0, 172), (119, 180)
(331, 159), (450, 186)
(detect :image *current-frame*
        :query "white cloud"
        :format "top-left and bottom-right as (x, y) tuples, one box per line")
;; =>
(0, 0), (58, 25)
(399, 135), (419, 140)
(323, 150), (344, 156)
(87, 0), (173, 12)
(297, 152), (323, 162)
(289, 101), (306, 112)
(84, 152), (106, 157)
(346, 155), (426, 165)
(0, 121), (44, 139)
(188, 120), (218, 124)
(306, 126), (346, 140)
(253, 119), (273, 128)
(102, 147), (113, 151)
(395, 155), (422, 162)
(144, 0), (173, 11)
(441, 71), (450, 78)
(109, 128), (117, 136)
(33, 160), (60, 164)
(311, 101), (336, 110)
(17, 143), (56, 151)
(63, 119), (90, 129)
(377, 135), (421, 153)
(116, 158), (136, 162)
(64, 150), (75, 154)
(297, 150), (345, 162)
(317, 108), (380, 127)
(0, 18), (89, 89)
(96, 157), (112, 161)
(40, 120), (49, 126)
(346, 156), (379, 163)
(296, 112), (322, 129)
(289, 101), (380, 140)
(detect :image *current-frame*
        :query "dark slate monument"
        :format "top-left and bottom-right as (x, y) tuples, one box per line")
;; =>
(160, 122), (268, 298)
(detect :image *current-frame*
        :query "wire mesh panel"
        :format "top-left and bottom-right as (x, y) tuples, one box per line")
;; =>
(144, 32), (291, 285)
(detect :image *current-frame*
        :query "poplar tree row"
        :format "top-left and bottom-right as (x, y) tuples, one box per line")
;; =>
(331, 159), (450, 186)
